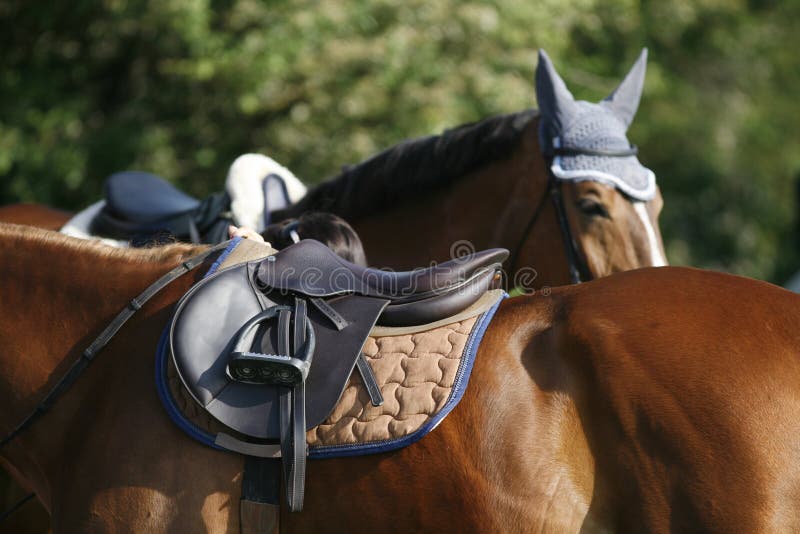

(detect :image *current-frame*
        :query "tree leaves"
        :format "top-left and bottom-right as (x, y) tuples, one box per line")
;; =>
(0, 0), (797, 282)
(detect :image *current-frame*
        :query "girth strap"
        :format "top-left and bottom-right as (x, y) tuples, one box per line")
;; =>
(240, 457), (280, 534)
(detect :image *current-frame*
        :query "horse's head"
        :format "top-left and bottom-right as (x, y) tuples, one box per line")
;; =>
(533, 49), (667, 281)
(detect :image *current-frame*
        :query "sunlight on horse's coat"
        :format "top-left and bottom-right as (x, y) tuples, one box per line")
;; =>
(201, 490), (235, 532)
(87, 487), (177, 531)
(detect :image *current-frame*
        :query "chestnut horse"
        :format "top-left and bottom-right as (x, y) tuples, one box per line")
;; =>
(276, 50), (667, 286)
(0, 51), (667, 290)
(0, 109), (666, 290)
(0, 203), (70, 231)
(277, 111), (666, 289)
(2, 223), (799, 532)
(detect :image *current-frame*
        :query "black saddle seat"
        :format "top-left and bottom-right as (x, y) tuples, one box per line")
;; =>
(92, 171), (231, 243)
(257, 239), (508, 302)
(105, 171), (201, 222)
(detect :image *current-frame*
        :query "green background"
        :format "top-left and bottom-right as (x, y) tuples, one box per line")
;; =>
(2, 0), (799, 283)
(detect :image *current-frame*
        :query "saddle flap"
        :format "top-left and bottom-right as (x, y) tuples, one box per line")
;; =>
(170, 261), (389, 440)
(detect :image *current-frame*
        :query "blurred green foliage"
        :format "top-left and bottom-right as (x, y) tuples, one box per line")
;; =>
(1, 0), (799, 282)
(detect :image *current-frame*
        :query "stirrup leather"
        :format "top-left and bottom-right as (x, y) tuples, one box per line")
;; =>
(227, 298), (311, 511)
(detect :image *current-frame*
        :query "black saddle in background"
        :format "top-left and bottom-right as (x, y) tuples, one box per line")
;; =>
(91, 171), (232, 244)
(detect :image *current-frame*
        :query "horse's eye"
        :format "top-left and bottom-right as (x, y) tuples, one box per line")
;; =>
(576, 198), (610, 219)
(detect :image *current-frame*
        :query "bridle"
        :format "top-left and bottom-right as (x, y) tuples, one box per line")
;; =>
(0, 241), (231, 522)
(508, 143), (640, 286)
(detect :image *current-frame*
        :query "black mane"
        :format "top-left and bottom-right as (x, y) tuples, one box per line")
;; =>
(278, 109), (539, 220)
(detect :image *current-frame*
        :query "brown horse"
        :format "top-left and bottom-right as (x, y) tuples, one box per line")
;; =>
(0, 52), (667, 291)
(278, 110), (666, 289)
(277, 50), (667, 287)
(2, 223), (799, 532)
(0, 109), (665, 291)
(0, 203), (71, 231)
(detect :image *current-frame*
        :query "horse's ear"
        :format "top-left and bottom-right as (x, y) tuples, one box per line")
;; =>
(602, 48), (648, 129)
(535, 49), (578, 132)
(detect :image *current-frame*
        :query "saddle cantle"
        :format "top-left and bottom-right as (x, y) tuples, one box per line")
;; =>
(168, 239), (508, 511)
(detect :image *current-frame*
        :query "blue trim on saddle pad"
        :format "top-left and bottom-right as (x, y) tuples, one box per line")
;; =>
(205, 236), (242, 277)
(155, 328), (227, 452)
(155, 236), (506, 458)
(155, 236), (244, 453)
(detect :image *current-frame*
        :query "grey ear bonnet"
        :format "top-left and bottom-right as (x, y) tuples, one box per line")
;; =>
(535, 49), (656, 201)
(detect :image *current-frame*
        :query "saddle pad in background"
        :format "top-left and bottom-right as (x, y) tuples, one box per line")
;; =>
(156, 237), (505, 458)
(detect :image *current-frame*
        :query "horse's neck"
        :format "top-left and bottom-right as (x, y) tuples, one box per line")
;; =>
(0, 228), (199, 504)
(0, 233), (189, 369)
(354, 120), (549, 271)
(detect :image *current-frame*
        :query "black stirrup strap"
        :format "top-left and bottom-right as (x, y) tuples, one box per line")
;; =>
(276, 299), (308, 512)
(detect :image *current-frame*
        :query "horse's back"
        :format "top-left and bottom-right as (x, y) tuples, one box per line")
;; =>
(0, 203), (71, 230)
(534, 267), (800, 531)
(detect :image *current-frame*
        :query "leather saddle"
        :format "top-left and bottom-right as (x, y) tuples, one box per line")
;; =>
(90, 170), (292, 244)
(91, 171), (231, 244)
(170, 239), (508, 510)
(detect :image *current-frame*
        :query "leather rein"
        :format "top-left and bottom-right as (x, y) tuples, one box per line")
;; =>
(508, 143), (639, 286)
(0, 241), (231, 521)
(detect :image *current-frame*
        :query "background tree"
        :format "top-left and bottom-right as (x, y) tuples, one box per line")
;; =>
(1, 0), (798, 282)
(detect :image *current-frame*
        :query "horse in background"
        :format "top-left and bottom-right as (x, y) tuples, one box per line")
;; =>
(1, 223), (798, 532)
(0, 49), (665, 290)
(277, 49), (666, 288)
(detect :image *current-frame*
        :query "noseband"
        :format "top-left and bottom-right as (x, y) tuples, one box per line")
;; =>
(510, 143), (639, 285)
